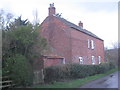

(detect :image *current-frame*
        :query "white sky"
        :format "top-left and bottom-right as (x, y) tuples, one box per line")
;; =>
(0, 0), (119, 49)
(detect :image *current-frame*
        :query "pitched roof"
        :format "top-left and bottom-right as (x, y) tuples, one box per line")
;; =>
(53, 15), (103, 41)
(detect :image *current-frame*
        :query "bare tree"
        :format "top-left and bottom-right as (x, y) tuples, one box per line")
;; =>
(32, 9), (40, 25)
(0, 9), (13, 30)
(104, 42), (119, 66)
(0, 9), (5, 30)
(111, 41), (119, 49)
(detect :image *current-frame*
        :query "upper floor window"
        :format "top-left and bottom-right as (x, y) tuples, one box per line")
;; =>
(98, 56), (101, 64)
(79, 57), (83, 64)
(91, 40), (95, 49)
(88, 39), (90, 49)
(92, 56), (95, 65)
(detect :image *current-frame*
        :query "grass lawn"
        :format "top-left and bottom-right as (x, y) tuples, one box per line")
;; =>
(33, 68), (118, 88)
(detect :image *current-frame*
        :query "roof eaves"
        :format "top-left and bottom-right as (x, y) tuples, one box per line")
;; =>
(70, 27), (103, 41)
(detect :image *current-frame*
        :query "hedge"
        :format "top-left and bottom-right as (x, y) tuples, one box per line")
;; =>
(44, 63), (115, 83)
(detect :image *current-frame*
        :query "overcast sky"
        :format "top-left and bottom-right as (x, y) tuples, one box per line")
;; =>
(0, 0), (119, 49)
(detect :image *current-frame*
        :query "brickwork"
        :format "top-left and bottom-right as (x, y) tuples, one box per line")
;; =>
(70, 28), (104, 64)
(44, 58), (63, 67)
(41, 16), (72, 64)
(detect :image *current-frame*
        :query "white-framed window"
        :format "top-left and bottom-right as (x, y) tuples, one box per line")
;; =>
(98, 56), (101, 64)
(79, 57), (83, 64)
(92, 56), (95, 65)
(88, 39), (90, 49)
(91, 40), (95, 49)
(63, 58), (66, 64)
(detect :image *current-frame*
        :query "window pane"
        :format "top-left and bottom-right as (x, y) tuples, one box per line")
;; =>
(92, 56), (95, 64)
(79, 57), (83, 64)
(98, 56), (101, 64)
(88, 39), (90, 48)
(91, 40), (94, 49)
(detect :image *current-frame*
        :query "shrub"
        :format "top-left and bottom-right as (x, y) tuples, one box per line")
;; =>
(44, 63), (114, 83)
(85, 65), (96, 76)
(109, 62), (116, 69)
(3, 54), (33, 86)
(70, 64), (89, 78)
(44, 65), (67, 83)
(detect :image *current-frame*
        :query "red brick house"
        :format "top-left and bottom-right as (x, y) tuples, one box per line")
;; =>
(40, 4), (105, 67)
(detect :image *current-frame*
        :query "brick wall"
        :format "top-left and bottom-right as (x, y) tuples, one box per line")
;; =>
(70, 28), (104, 64)
(43, 58), (63, 67)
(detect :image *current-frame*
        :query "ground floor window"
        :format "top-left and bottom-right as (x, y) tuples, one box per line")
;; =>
(79, 57), (83, 64)
(92, 56), (95, 65)
(98, 56), (101, 64)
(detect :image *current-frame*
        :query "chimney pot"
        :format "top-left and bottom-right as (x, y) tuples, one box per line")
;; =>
(79, 21), (83, 28)
(48, 3), (56, 16)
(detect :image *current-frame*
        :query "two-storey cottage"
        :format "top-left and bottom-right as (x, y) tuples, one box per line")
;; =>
(39, 4), (105, 67)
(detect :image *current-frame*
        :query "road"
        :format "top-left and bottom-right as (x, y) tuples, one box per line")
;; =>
(80, 71), (119, 88)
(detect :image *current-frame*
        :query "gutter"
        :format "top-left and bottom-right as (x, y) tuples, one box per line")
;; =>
(47, 57), (65, 59)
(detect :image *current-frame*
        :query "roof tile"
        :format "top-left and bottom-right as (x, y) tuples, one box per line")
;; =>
(54, 16), (103, 41)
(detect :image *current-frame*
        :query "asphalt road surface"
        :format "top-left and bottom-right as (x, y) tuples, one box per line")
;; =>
(80, 71), (119, 88)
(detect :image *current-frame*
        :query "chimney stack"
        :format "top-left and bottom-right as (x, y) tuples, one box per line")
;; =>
(79, 21), (83, 28)
(48, 3), (56, 16)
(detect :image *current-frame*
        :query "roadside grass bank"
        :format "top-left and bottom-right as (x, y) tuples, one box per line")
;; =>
(33, 67), (118, 88)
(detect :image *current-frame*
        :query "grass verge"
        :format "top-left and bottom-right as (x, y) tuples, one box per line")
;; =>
(33, 68), (118, 88)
